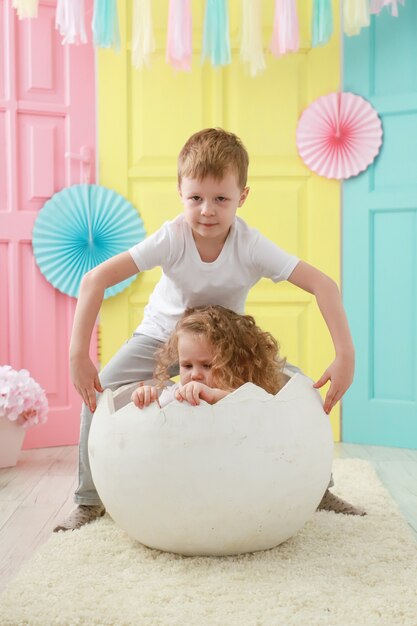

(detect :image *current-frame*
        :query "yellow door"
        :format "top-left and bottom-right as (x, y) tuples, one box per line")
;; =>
(97, 1), (341, 439)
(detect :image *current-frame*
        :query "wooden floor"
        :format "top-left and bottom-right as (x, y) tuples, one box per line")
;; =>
(1, 442), (417, 594)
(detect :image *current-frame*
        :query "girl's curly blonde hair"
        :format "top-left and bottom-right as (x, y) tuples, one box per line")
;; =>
(154, 305), (286, 395)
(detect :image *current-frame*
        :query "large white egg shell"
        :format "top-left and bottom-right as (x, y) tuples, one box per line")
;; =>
(88, 372), (333, 556)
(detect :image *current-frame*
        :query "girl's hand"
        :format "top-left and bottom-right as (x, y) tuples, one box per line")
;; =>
(313, 354), (355, 414)
(70, 355), (103, 413)
(131, 385), (159, 409)
(175, 382), (228, 406)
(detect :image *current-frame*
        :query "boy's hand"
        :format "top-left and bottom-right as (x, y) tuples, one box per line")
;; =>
(313, 354), (355, 414)
(175, 382), (219, 406)
(131, 384), (159, 409)
(70, 355), (103, 413)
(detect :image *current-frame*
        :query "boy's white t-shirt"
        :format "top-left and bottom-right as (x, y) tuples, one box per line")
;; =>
(129, 214), (299, 342)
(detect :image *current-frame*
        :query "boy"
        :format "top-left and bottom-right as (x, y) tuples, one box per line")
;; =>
(55, 128), (362, 532)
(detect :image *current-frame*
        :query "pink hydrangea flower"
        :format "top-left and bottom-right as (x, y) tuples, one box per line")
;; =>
(0, 365), (48, 428)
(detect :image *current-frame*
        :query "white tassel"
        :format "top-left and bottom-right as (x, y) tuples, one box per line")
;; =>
(344, 0), (370, 36)
(56, 0), (87, 45)
(12, 0), (39, 19)
(240, 0), (266, 77)
(132, 0), (156, 69)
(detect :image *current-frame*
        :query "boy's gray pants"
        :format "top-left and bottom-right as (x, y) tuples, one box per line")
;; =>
(74, 334), (332, 506)
(75, 334), (175, 505)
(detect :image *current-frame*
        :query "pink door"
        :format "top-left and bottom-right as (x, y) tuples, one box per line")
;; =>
(0, 0), (97, 449)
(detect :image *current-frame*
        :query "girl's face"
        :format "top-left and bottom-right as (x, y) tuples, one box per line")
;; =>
(177, 331), (215, 387)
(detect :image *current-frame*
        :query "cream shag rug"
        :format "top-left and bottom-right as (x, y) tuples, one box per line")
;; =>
(1, 459), (417, 626)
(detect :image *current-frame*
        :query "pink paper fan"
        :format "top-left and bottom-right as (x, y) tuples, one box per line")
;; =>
(296, 92), (383, 179)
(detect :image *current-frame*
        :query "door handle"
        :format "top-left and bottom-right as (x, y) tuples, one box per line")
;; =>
(65, 146), (92, 184)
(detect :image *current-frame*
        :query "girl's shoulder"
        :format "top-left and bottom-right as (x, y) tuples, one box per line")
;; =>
(158, 383), (179, 408)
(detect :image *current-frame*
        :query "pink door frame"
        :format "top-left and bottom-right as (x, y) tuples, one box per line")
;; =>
(0, 0), (97, 449)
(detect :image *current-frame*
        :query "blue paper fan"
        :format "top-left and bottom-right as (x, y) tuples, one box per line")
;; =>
(32, 185), (146, 299)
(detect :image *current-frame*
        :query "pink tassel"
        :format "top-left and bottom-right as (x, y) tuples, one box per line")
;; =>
(270, 0), (299, 58)
(370, 0), (405, 16)
(166, 0), (192, 71)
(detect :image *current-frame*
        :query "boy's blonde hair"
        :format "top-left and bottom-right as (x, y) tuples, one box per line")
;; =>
(154, 305), (286, 395)
(178, 128), (249, 190)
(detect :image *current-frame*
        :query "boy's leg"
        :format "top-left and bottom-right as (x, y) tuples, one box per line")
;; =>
(54, 334), (174, 532)
(74, 334), (166, 506)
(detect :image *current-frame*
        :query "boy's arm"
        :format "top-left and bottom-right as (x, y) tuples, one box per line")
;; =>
(287, 260), (355, 414)
(70, 251), (139, 412)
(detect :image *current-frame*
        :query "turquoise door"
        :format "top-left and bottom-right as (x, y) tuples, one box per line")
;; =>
(343, 3), (417, 448)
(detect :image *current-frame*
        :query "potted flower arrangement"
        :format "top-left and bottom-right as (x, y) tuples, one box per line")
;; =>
(0, 365), (48, 468)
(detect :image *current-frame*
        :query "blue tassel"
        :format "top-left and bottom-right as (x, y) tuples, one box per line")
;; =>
(312, 0), (333, 47)
(202, 0), (231, 67)
(92, 0), (120, 51)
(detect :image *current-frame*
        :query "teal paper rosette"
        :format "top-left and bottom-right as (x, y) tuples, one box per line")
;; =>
(32, 185), (145, 299)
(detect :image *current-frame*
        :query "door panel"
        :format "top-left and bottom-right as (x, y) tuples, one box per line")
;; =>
(343, 2), (417, 447)
(98, 0), (342, 438)
(0, 0), (97, 449)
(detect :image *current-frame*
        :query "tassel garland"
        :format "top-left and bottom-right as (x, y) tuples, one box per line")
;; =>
(166, 0), (192, 71)
(312, 0), (333, 47)
(240, 0), (266, 77)
(202, 0), (231, 67)
(10, 0), (409, 71)
(56, 0), (87, 45)
(270, 0), (299, 58)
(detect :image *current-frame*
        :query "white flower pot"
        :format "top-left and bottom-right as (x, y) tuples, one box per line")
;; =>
(0, 417), (26, 468)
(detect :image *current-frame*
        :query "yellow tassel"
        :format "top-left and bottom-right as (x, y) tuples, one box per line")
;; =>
(240, 0), (266, 77)
(132, 0), (155, 68)
(344, 0), (370, 36)
(12, 0), (39, 19)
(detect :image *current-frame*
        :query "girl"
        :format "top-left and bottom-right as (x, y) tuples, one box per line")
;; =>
(131, 305), (287, 409)
(132, 304), (366, 516)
